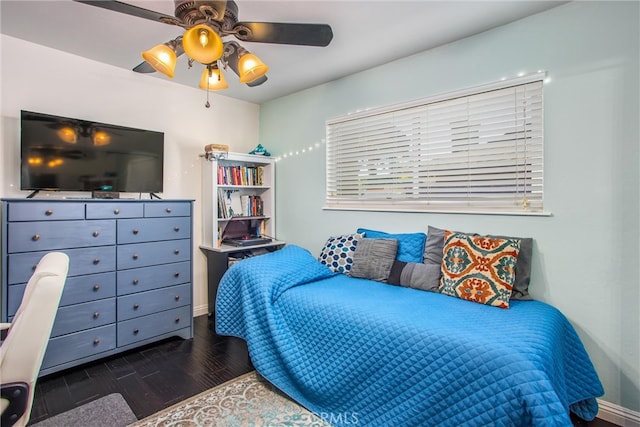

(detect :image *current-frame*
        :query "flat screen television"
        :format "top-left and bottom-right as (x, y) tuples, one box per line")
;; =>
(20, 110), (164, 194)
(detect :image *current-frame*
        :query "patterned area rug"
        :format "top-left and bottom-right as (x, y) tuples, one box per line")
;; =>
(128, 371), (331, 427)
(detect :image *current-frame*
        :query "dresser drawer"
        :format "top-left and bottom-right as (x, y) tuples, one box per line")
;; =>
(117, 261), (191, 295)
(7, 284), (26, 317)
(42, 324), (116, 370)
(117, 239), (190, 270)
(7, 220), (115, 253)
(86, 202), (144, 219)
(117, 283), (191, 321)
(8, 246), (116, 284)
(7, 202), (85, 222)
(117, 305), (191, 347)
(7, 272), (116, 316)
(144, 202), (190, 218)
(117, 217), (191, 244)
(58, 272), (117, 307)
(51, 298), (116, 338)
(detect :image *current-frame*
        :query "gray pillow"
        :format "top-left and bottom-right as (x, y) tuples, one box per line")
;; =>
(388, 261), (440, 292)
(424, 226), (446, 265)
(502, 236), (533, 300)
(421, 226), (447, 292)
(350, 238), (398, 282)
(424, 225), (533, 300)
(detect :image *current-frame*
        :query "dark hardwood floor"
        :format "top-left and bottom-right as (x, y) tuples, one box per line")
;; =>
(29, 314), (619, 426)
(29, 314), (253, 424)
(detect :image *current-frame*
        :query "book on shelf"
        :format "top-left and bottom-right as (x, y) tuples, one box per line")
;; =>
(217, 188), (227, 219)
(229, 191), (242, 217)
(218, 188), (239, 218)
(240, 195), (250, 217)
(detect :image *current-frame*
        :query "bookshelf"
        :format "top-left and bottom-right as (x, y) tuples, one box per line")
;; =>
(200, 151), (284, 314)
(202, 152), (281, 249)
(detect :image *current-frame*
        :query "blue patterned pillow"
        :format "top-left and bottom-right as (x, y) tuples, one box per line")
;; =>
(318, 233), (364, 274)
(357, 228), (426, 263)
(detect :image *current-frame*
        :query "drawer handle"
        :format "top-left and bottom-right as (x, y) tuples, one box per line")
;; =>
(93, 258), (100, 265)
(93, 312), (100, 319)
(132, 254), (139, 260)
(175, 295), (180, 301)
(93, 284), (101, 291)
(133, 229), (139, 235)
(45, 209), (53, 216)
(32, 234), (40, 241)
(166, 207), (172, 213)
(174, 226), (180, 232)
(133, 279), (139, 285)
(133, 304), (140, 310)
(174, 272), (180, 277)
(93, 339), (100, 345)
(133, 328), (139, 335)
(174, 249), (180, 255)
(114, 208), (120, 215)
(175, 317), (180, 323)
(93, 231), (100, 237)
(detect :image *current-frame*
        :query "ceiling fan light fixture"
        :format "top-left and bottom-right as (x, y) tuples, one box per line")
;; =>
(79, 0), (335, 98)
(183, 24), (223, 64)
(142, 43), (177, 78)
(238, 52), (269, 84)
(199, 64), (228, 91)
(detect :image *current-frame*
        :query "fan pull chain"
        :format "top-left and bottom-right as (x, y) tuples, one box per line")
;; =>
(205, 66), (211, 108)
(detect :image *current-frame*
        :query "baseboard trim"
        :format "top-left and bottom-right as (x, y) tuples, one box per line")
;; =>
(193, 304), (209, 317)
(598, 399), (640, 427)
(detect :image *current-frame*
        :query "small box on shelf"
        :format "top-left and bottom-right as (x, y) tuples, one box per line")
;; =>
(203, 144), (229, 161)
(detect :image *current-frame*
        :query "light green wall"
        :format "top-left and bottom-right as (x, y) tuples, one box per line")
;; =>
(259, 1), (639, 413)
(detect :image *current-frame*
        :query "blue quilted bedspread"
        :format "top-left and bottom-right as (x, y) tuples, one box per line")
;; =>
(216, 245), (604, 426)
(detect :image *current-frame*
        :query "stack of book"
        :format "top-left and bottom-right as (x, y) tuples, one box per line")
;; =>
(218, 189), (263, 218)
(217, 165), (264, 186)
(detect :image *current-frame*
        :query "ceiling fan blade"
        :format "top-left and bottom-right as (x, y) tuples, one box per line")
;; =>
(73, 0), (176, 24)
(247, 75), (267, 87)
(133, 61), (156, 73)
(233, 22), (333, 47)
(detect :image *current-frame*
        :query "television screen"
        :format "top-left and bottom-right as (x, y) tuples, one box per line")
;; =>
(20, 110), (164, 194)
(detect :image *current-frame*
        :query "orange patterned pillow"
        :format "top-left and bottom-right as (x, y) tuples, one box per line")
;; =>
(439, 231), (521, 309)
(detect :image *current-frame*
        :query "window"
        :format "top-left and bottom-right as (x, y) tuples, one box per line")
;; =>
(325, 73), (544, 214)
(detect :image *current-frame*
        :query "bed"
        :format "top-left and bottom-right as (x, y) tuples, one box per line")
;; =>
(215, 241), (604, 426)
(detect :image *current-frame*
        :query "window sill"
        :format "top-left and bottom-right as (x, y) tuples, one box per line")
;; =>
(322, 206), (552, 217)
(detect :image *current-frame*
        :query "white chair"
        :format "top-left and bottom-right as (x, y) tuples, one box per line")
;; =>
(0, 252), (69, 427)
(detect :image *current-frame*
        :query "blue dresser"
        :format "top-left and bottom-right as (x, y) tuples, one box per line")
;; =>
(1, 199), (194, 376)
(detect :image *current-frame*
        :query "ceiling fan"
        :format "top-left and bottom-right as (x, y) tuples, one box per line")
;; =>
(73, 0), (334, 106)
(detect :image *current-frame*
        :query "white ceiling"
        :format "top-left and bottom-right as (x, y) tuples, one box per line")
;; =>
(0, 0), (565, 104)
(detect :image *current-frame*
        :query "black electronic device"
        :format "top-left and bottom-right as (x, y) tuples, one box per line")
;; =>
(20, 110), (164, 194)
(92, 191), (120, 199)
(222, 236), (272, 247)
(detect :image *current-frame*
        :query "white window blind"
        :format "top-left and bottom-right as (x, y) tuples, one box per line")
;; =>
(326, 74), (544, 214)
